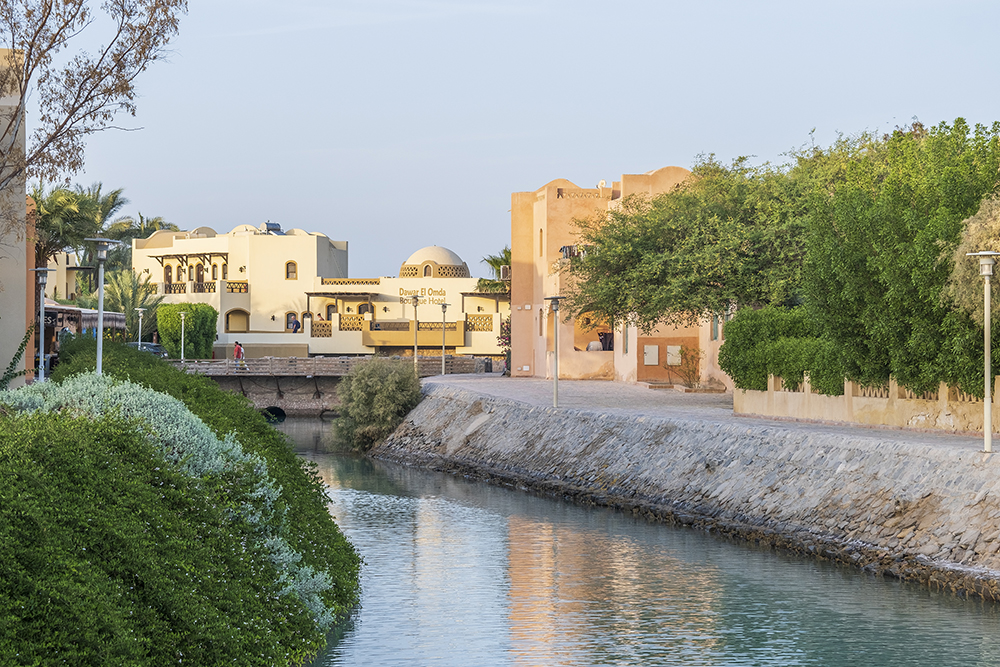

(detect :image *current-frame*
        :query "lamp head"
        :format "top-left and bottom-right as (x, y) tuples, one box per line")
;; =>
(411, 295), (419, 307)
(30, 267), (53, 286)
(441, 302), (449, 313)
(84, 237), (118, 262)
(967, 251), (1000, 277)
(544, 295), (564, 312)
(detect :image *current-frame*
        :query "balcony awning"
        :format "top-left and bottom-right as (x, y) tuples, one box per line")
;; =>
(149, 252), (229, 266)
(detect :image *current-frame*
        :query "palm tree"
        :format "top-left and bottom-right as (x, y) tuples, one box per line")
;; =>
(104, 213), (179, 273)
(30, 183), (103, 268)
(76, 182), (130, 228)
(476, 246), (511, 294)
(101, 270), (165, 340)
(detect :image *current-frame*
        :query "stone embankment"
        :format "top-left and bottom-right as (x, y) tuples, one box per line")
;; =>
(373, 379), (1000, 600)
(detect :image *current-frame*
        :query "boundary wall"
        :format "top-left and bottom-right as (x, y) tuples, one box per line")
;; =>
(374, 384), (1000, 599)
(735, 376), (999, 433)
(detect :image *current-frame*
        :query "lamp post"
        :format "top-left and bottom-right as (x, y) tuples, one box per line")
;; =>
(135, 307), (146, 344)
(180, 311), (187, 362)
(30, 268), (54, 382)
(544, 296), (563, 408)
(968, 251), (1000, 453)
(441, 303), (449, 376)
(84, 237), (118, 375)
(411, 295), (419, 376)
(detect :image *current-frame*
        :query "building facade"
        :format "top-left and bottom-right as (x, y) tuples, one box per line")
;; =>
(510, 166), (733, 390)
(133, 223), (509, 359)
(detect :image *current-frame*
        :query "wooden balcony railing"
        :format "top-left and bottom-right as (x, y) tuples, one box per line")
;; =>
(193, 281), (217, 293)
(164, 283), (186, 294)
(226, 281), (249, 294)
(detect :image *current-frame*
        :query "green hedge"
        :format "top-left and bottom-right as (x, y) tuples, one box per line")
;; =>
(334, 357), (422, 451)
(156, 303), (218, 359)
(719, 306), (845, 395)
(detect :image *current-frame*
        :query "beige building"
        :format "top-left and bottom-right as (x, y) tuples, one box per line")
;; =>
(510, 166), (732, 389)
(133, 223), (509, 359)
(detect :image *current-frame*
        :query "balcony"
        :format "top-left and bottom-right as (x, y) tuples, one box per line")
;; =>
(225, 281), (249, 294)
(193, 281), (217, 293)
(362, 320), (465, 347)
(164, 283), (186, 294)
(465, 314), (494, 332)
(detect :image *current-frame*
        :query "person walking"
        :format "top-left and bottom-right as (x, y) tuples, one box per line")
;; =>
(234, 340), (248, 371)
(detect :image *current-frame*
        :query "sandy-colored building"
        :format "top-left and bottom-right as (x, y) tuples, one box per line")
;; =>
(510, 166), (733, 389)
(133, 223), (509, 359)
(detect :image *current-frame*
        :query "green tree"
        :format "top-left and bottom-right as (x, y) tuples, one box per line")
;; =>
(565, 156), (806, 332)
(98, 270), (165, 341)
(156, 303), (218, 359)
(29, 183), (101, 267)
(476, 246), (511, 294)
(334, 357), (422, 451)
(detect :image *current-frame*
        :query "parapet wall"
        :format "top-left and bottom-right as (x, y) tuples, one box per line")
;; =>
(374, 384), (1000, 599)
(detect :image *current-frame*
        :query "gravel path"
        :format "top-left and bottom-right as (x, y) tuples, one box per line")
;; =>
(423, 374), (987, 453)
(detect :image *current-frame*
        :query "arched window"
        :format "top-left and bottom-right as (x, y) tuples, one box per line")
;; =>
(164, 265), (172, 284)
(358, 303), (371, 315)
(225, 309), (249, 333)
(285, 312), (300, 332)
(423, 265), (432, 277)
(285, 261), (297, 280)
(222, 264), (228, 280)
(196, 264), (205, 283)
(212, 264), (218, 280)
(326, 303), (337, 319)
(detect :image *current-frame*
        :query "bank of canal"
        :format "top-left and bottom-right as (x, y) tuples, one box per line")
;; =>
(282, 419), (1000, 667)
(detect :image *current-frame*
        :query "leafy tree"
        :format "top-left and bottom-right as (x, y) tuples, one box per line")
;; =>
(800, 120), (1000, 394)
(29, 182), (101, 267)
(565, 156), (806, 332)
(0, 0), (187, 239)
(476, 245), (511, 294)
(156, 303), (217, 359)
(75, 269), (164, 340)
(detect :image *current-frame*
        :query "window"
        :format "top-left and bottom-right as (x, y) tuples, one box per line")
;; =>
(539, 229), (543, 257)
(196, 264), (204, 283)
(212, 264), (218, 280)
(164, 266), (172, 284)
(326, 303), (337, 319)
(423, 265), (432, 277)
(285, 261), (297, 280)
(222, 264), (228, 280)
(285, 312), (299, 331)
(712, 314), (719, 341)
(643, 345), (659, 366)
(358, 303), (371, 315)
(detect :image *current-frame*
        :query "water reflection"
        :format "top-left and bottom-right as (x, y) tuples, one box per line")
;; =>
(282, 420), (1000, 667)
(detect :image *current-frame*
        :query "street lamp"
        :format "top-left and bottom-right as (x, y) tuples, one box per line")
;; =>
(30, 268), (54, 382)
(411, 295), (419, 376)
(135, 307), (146, 344)
(84, 237), (118, 375)
(180, 311), (187, 362)
(441, 303), (449, 376)
(968, 251), (1000, 453)
(544, 296), (564, 408)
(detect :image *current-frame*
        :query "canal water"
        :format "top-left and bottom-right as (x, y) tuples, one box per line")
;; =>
(281, 420), (1000, 667)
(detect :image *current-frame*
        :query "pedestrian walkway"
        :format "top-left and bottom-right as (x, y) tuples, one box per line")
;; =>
(423, 374), (986, 453)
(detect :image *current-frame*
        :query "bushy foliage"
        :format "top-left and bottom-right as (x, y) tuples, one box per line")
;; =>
(1, 373), (339, 629)
(156, 303), (218, 359)
(47, 339), (361, 655)
(0, 411), (322, 666)
(335, 357), (422, 451)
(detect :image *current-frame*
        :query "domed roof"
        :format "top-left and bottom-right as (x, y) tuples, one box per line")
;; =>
(404, 245), (465, 266)
(399, 245), (471, 279)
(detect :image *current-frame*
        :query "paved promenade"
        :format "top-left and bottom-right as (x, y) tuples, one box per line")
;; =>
(423, 374), (986, 453)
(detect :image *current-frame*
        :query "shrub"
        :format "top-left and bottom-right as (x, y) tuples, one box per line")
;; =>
(156, 303), (218, 359)
(0, 412), (322, 665)
(49, 339), (361, 631)
(334, 357), (422, 451)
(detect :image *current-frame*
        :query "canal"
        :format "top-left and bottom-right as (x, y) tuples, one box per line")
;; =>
(281, 420), (1000, 667)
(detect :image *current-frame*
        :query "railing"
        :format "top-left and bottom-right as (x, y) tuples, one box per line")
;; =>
(164, 283), (186, 294)
(340, 314), (364, 331)
(853, 384), (890, 399)
(312, 320), (333, 337)
(418, 322), (457, 332)
(371, 321), (409, 332)
(173, 355), (482, 378)
(466, 314), (494, 332)
(193, 281), (217, 293)
(226, 281), (249, 293)
(321, 278), (381, 286)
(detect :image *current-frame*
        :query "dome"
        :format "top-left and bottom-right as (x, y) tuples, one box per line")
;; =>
(399, 245), (471, 279)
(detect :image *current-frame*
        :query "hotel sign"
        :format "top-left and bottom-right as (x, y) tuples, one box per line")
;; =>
(399, 287), (447, 305)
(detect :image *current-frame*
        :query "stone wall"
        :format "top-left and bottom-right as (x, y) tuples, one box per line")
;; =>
(374, 384), (1000, 599)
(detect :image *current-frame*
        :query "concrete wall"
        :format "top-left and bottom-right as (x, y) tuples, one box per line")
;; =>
(374, 384), (1000, 599)
(735, 376), (998, 434)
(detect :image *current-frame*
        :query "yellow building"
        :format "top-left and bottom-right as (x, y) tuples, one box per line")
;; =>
(133, 223), (509, 359)
(510, 166), (732, 389)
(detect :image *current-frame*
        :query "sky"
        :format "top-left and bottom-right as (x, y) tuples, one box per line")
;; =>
(69, 0), (1000, 278)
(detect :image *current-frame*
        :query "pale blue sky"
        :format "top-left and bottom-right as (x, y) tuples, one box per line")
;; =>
(74, 0), (1000, 278)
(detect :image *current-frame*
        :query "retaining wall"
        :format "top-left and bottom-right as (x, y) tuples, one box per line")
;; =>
(374, 384), (1000, 599)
